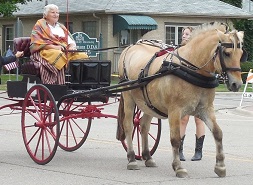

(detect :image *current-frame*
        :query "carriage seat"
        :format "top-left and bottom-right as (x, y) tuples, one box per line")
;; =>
(13, 37), (40, 76)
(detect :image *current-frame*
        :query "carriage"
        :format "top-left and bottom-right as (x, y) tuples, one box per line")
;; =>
(0, 22), (247, 178)
(0, 36), (161, 165)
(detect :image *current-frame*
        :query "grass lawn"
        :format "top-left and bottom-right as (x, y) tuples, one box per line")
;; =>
(0, 74), (22, 91)
(0, 74), (252, 92)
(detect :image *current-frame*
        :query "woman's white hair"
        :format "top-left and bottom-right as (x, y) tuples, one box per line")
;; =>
(43, 4), (59, 17)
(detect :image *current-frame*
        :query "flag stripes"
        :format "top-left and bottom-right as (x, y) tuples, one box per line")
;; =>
(4, 61), (19, 71)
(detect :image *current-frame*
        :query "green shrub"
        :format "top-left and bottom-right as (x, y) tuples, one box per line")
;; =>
(241, 61), (253, 83)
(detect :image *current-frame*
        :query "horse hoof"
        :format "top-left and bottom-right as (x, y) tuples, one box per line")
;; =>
(145, 159), (157, 167)
(214, 166), (226, 177)
(127, 161), (140, 170)
(176, 168), (188, 178)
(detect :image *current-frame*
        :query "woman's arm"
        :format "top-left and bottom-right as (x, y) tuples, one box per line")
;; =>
(67, 35), (77, 50)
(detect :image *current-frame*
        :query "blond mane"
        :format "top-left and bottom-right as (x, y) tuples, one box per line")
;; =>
(190, 22), (228, 40)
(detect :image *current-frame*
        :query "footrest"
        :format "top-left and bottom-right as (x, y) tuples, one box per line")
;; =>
(7, 81), (68, 101)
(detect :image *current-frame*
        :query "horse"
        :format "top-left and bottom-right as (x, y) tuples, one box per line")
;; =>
(116, 22), (247, 178)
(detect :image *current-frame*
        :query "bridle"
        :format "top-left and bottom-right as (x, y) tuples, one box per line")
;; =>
(172, 40), (246, 80)
(217, 42), (243, 72)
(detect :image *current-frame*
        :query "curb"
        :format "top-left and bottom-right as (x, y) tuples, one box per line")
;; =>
(234, 106), (253, 117)
(215, 92), (242, 95)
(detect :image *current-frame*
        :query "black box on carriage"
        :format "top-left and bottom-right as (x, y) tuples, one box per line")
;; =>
(67, 60), (111, 90)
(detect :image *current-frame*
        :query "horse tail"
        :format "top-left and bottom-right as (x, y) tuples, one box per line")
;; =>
(116, 94), (126, 141)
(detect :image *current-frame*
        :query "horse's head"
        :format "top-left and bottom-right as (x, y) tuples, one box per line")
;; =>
(215, 29), (247, 92)
(178, 23), (246, 92)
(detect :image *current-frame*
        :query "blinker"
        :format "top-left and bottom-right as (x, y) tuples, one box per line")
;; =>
(240, 48), (248, 63)
(220, 43), (248, 63)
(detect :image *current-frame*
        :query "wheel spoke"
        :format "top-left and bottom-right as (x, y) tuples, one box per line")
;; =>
(122, 106), (161, 160)
(26, 128), (40, 145)
(58, 99), (92, 151)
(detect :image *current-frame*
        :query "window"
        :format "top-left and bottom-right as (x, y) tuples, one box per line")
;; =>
(3, 25), (14, 52)
(120, 30), (129, 46)
(64, 22), (73, 34)
(165, 24), (198, 46)
(82, 21), (97, 38)
(131, 30), (139, 44)
(119, 29), (141, 46)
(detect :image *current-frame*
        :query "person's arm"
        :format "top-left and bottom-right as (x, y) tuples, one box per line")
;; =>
(0, 55), (16, 65)
(0, 51), (24, 65)
(67, 35), (76, 50)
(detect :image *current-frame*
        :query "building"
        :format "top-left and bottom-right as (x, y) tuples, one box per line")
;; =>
(242, 0), (253, 12)
(0, 0), (252, 73)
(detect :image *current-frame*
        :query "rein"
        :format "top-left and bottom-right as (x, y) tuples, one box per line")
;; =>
(66, 45), (129, 53)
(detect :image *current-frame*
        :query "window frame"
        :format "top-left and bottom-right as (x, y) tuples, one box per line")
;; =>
(3, 25), (14, 53)
(82, 21), (98, 38)
(118, 29), (142, 46)
(165, 23), (199, 46)
(64, 22), (74, 34)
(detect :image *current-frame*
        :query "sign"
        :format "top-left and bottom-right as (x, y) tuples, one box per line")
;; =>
(240, 69), (253, 106)
(242, 92), (253, 98)
(72, 32), (99, 57)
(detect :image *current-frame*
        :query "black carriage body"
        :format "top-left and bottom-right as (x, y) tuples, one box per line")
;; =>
(67, 60), (111, 90)
(7, 60), (111, 101)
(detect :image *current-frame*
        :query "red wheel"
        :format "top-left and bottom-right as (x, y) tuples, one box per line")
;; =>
(57, 98), (92, 151)
(121, 106), (161, 160)
(21, 84), (59, 165)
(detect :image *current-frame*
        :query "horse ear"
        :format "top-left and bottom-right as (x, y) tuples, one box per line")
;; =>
(219, 24), (227, 33)
(216, 29), (224, 38)
(236, 31), (244, 40)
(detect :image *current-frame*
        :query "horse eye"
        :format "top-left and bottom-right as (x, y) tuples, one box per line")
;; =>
(224, 51), (230, 57)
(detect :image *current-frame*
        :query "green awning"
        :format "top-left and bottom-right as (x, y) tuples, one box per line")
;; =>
(113, 15), (158, 35)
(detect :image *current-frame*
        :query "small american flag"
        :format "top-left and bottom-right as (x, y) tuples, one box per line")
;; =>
(4, 47), (19, 71)
(4, 61), (19, 71)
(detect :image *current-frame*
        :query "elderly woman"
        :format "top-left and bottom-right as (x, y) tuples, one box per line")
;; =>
(30, 4), (88, 84)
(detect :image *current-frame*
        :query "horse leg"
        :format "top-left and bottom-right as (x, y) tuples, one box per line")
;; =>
(203, 110), (226, 177)
(140, 114), (157, 167)
(122, 92), (139, 170)
(169, 113), (188, 178)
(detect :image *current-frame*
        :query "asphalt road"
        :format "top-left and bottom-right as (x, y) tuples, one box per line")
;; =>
(0, 92), (252, 185)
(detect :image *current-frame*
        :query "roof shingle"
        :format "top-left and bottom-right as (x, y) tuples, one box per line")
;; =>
(13, 0), (253, 19)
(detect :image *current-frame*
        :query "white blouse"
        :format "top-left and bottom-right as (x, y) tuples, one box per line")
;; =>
(48, 23), (75, 45)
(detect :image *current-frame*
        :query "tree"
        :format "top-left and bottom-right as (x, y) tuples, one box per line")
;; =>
(0, 0), (42, 17)
(220, 0), (253, 61)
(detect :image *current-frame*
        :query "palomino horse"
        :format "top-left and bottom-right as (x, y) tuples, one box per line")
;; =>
(117, 22), (247, 178)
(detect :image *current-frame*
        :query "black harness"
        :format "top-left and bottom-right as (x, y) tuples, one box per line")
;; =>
(120, 41), (247, 117)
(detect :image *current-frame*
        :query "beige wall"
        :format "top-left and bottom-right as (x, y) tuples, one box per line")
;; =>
(142, 16), (228, 42)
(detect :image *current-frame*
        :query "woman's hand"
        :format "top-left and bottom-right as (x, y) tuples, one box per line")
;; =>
(68, 44), (77, 51)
